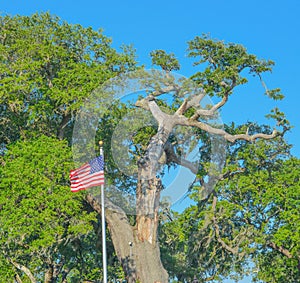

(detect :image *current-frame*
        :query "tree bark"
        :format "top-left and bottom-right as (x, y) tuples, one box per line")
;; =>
(57, 113), (71, 140)
(44, 265), (54, 283)
(268, 242), (293, 259)
(9, 259), (37, 283)
(134, 173), (168, 283)
(14, 273), (23, 283)
(86, 194), (137, 282)
(86, 175), (169, 283)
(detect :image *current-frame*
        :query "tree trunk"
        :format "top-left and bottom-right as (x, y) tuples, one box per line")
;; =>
(111, 124), (171, 282)
(87, 185), (169, 283)
(134, 173), (168, 282)
(114, 174), (168, 283)
(86, 111), (173, 282)
(44, 265), (54, 283)
(133, 235), (168, 283)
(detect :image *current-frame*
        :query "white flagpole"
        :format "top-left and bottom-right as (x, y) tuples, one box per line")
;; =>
(99, 141), (107, 283)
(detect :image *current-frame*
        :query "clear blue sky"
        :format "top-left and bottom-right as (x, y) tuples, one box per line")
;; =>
(1, 0), (299, 157)
(0, 2), (299, 281)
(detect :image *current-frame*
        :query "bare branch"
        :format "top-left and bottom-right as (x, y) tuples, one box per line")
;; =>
(135, 96), (175, 129)
(135, 97), (150, 110)
(224, 130), (277, 142)
(175, 99), (188, 115)
(44, 265), (54, 283)
(151, 85), (177, 97)
(135, 82), (177, 112)
(268, 242), (293, 259)
(164, 142), (198, 174)
(14, 273), (23, 283)
(175, 91), (206, 115)
(148, 99), (170, 124)
(174, 115), (277, 142)
(269, 243), (300, 271)
(194, 167), (246, 200)
(191, 94), (229, 119)
(218, 167), (246, 180)
(8, 259), (37, 283)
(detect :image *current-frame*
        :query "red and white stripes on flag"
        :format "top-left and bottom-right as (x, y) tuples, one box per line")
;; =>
(70, 156), (104, 192)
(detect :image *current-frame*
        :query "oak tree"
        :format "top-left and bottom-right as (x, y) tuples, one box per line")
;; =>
(84, 36), (292, 282)
(0, 13), (297, 283)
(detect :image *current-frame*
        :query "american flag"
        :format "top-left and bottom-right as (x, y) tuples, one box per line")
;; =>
(70, 156), (104, 192)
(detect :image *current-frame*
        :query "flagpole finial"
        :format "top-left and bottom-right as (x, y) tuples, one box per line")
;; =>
(99, 140), (103, 147)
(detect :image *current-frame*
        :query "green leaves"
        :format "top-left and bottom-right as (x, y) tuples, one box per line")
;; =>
(265, 88), (284, 100)
(0, 135), (97, 281)
(0, 13), (296, 283)
(187, 35), (278, 98)
(0, 12), (137, 146)
(150, 50), (180, 72)
(215, 141), (299, 282)
(160, 122), (299, 282)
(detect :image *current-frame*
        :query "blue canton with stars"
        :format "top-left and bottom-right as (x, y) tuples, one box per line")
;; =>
(89, 156), (104, 174)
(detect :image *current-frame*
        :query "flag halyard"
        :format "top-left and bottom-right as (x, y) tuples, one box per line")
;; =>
(70, 156), (104, 192)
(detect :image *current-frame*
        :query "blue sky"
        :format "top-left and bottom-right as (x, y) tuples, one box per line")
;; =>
(0, 1), (299, 281)
(1, 0), (299, 157)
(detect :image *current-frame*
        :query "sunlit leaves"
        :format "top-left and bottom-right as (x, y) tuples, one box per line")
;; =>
(0, 12), (137, 146)
(187, 35), (279, 98)
(160, 122), (298, 282)
(0, 135), (97, 281)
(150, 50), (180, 72)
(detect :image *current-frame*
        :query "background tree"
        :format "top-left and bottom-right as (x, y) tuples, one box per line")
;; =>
(0, 13), (136, 282)
(0, 12), (136, 148)
(160, 125), (299, 282)
(0, 136), (95, 282)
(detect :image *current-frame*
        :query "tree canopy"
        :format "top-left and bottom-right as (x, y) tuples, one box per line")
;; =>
(0, 12), (135, 282)
(0, 12), (299, 283)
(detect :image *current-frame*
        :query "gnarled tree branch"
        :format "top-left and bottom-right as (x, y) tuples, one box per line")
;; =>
(268, 242), (300, 271)
(14, 273), (23, 283)
(175, 91), (206, 115)
(174, 114), (277, 142)
(8, 259), (37, 283)
(191, 93), (229, 119)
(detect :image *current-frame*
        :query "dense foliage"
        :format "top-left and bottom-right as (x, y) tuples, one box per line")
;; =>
(0, 12), (298, 283)
(0, 13), (135, 282)
(160, 129), (299, 282)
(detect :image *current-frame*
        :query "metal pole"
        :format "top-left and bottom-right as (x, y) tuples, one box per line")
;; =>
(99, 141), (107, 283)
